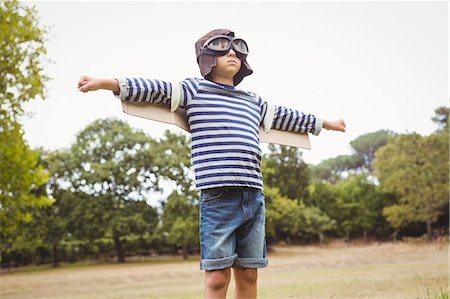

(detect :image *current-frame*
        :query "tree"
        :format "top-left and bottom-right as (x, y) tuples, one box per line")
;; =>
(309, 130), (395, 184)
(431, 106), (449, 131)
(309, 155), (359, 184)
(0, 0), (50, 123)
(0, 0), (51, 260)
(66, 118), (160, 262)
(265, 186), (335, 244)
(374, 132), (449, 240)
(302, 205), (336, 245)
(263, 144), (310, 201)
(333, 174), (394, 240)
(161, 192), (198, 259)
(0, 123), (51, 259)
(349, 130), (395, 174)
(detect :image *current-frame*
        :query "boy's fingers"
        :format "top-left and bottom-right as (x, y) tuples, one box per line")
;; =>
(78, 84), (89, 92)
(78, 75), (89, 87)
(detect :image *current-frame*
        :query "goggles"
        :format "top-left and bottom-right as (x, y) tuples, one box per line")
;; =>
(201, 35), (249, 58)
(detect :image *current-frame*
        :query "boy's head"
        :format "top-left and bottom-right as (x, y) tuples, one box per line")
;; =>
(195, 29), (253, 86)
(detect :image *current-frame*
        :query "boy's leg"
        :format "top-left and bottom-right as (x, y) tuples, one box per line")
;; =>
(233, 267), (257, 299)
(204, 268), (231, 299)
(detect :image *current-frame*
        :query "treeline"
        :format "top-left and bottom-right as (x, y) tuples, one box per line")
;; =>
(1, 108), (448, 268)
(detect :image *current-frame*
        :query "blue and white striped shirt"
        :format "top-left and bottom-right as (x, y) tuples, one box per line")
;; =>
(115, 77), (322, 190)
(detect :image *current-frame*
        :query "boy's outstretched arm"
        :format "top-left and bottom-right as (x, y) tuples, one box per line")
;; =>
(323, 119), (346, 132)
(78, 76), (119, 93)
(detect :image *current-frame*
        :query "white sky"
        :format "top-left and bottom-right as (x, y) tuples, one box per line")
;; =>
(22, 1), (448, 165)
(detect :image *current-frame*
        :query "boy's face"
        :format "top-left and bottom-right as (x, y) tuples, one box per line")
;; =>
(210, 49), (242, 81)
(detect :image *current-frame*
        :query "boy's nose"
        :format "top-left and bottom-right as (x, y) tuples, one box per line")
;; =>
(227, 48), (236, 57)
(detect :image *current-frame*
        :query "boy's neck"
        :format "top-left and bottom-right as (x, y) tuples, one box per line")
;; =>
(210, 75), (234, 87)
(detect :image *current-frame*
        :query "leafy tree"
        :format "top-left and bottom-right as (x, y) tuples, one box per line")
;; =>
(0, 124), (51, 259)
(66, 118), (160, 262)
(333, 175), (394, 239)
(152, 130), (195, 196)
(150, 131), (197, 259)
(309, 130), (395, 184)
(265, 186), (335, 244)
(309, 155), (359, 184)
(302, 205), (336, 245)
(263, 144), (310, 201)
(0, 0), (50, 124)
(0, 0), (51, 260)
(349, 130), (395, 174)
(374, 132), (449, 240)
(431, 106), (449, 131)
(161, 192), (198, 259)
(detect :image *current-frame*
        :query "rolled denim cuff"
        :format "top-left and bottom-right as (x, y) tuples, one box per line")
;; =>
(200, 253), (238, 271)
(233, 257), (268, 269)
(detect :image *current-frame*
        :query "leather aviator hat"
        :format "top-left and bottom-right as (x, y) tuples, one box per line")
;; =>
(195, 29), (253, 86)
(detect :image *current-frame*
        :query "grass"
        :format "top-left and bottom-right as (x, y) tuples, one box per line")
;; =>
(415, 288), (449, 299)
(0, 241), (448, 299)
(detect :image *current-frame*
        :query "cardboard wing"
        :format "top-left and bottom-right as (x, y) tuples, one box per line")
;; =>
(121, 101), (311, 149)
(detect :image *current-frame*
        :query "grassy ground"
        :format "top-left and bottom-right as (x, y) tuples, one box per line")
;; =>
(0, 241), (448, 299)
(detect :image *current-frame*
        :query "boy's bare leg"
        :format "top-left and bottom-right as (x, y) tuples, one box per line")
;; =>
(233, 268), (257, 299)
(205, 268), (231, 299)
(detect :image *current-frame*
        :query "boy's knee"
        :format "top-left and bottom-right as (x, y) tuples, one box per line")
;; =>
(205, 269), (231, 291)
(235, 268), (258, 284)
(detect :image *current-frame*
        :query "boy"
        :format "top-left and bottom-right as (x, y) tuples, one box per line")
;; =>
(78, 28), (345, 299)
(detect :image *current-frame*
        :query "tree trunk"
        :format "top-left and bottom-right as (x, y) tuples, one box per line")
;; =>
(393, 230), (398, 242)
(182, 245), (188, 260)
(113, 234), (126, 263)
(52, 243), (59, 267)
(426, 220), (432, 242)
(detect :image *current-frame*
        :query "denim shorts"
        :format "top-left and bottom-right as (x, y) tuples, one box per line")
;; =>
(199, 186), (268, 271)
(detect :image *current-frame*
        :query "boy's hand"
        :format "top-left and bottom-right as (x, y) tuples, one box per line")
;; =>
(78, 75), (102, 93)
(323, 119), (346, 132)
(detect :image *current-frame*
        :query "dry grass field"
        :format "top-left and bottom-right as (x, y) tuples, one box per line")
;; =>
(0, 241), (448, 299)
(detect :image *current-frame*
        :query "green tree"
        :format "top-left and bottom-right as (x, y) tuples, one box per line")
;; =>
(0, 124), (51, 259)
(374, 132), (449, 240)
(431, 106), (449, 131)
(0, 0), (51, 260)
(302, 205), (336, 245)
(150, 131), (197, 258)
(309, 130), (395, 184)
(309, 155), (359, 184)
(265, 186), (335, 244)
(161, 192), (198, 259)
(349, 130), (395, 174)
(263, 144), (310, 201)
(67, 118), (160, 262)
(333, 175), (394, 239)
(0, 0), (50, 124)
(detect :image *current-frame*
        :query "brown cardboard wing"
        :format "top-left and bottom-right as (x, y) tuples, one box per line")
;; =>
(121, 101), (311, 149)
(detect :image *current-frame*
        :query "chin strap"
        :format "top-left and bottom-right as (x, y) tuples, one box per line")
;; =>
(170, 82), (181, 112)
(263, 103), (275, 133)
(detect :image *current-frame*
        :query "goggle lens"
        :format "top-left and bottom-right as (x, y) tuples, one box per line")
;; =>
(204, 36), (249, 55)
(209, 37), (231, 51)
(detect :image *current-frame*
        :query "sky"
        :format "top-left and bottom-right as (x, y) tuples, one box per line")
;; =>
(21, 1), (448, 165)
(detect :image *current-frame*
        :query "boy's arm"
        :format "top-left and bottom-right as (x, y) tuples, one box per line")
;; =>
(78, 75), (200, 109)
(266, 104), (345, 135)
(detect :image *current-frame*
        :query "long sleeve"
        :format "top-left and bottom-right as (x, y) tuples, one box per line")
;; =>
(114, 77), (200, 109)
(271, 105), (323, 136)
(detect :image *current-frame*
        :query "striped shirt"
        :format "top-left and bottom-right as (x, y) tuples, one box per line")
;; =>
(115, 77), (323, 190)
